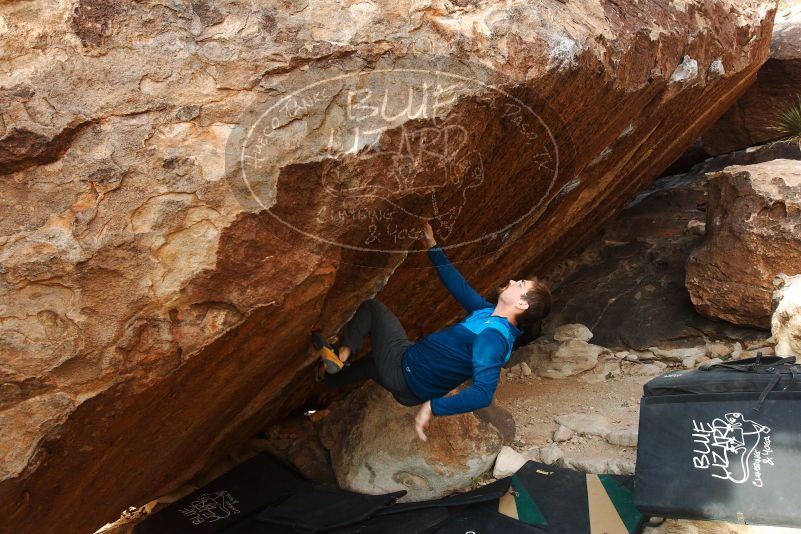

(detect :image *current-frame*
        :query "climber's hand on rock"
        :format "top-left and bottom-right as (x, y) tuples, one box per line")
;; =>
(422, 222), (437, 249)
(414, 401), (432, 441)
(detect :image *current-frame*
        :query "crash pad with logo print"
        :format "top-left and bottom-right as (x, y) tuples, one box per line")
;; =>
(635, 355), (801, 527)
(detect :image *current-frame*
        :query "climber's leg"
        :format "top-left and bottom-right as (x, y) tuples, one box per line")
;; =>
(335, 299), (420, 406)
(340, 299), (409, 362)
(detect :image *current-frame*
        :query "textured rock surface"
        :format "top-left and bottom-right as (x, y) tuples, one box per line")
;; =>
(258, 416), (336, 484)
(510, 334), (612, 379)
(319, 384), (513, 501)
(552, 323), (593, 342)
(553, 425), (574, 442)
(554, 413), (612, 438)
(492, 446), (526, 478)
(539, 444), (564, 465)
(772, 274), (801, 356)
(541, 143), (801, 350)
(0, 0), (778, 532)
(606, 428), (638, 447)
(511, 337), (558, 373)
(646, 518), (794, 533)
(541, 339), (606, 378)
(649, 346), (706, 362)
(702, 5), (801, 154)
(686, 159), (801, 328)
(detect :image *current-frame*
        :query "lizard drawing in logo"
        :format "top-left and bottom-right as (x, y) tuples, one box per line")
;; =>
(692, 412), (772, 485)
(320, 122), (484, 242)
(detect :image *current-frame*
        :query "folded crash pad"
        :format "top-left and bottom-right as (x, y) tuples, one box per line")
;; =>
(135, 453), (307, 534)
(376, 477), (511, 515)
(136, 452), (406, 534)
(255, 485), (406, 532)
(136, 454), (643, 534)
(434, 501), (545, 533)
(498, 461), (644, 534)
(225, 507), (452, 534)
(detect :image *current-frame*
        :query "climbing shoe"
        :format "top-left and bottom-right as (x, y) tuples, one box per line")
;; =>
(311, 331), (346, 375)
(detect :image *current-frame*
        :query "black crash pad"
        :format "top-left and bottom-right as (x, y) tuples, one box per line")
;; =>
(434, 501), (545, 533)
(136, 453), (642, 534)
(503, 461), (644, 534)
(376, 477), (510, 515)
(255, 485), (406, 532)
(135, 453), (307, 534)
(224, 507), (452, 534)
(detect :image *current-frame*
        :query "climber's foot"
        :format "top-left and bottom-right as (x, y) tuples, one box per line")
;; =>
(311, 331), (346, 374)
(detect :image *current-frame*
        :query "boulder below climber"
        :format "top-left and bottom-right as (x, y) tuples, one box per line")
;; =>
(318, 384), (514, 502)
(686, 159), (801, 328)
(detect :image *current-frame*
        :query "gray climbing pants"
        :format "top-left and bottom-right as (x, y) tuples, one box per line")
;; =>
(325, 298), (422, 406)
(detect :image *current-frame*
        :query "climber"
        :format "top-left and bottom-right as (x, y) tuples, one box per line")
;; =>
(314, 222), (551, 441)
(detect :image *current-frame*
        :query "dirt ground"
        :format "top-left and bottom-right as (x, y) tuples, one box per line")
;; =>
(496, 371), (643, 464)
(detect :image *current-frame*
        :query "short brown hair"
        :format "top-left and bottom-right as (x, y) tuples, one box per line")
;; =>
(518, 277), (551, 328)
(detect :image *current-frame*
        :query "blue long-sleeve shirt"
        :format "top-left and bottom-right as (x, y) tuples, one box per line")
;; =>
(402, 245), (522, 416)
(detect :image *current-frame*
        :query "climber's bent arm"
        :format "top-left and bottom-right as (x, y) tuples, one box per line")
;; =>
(430, 328), (507, 416)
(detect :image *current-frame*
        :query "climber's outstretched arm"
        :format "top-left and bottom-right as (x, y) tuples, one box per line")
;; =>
(422, 222), (493, 313)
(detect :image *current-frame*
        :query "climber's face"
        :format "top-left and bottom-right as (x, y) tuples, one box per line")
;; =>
(497, 279), (534, 309)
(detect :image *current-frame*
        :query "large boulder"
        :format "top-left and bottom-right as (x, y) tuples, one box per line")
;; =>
(539, 146), (788, 351)
(318, 384), (514, 501)
(686, 159), (801, 328)
(702, 4), (801, 155)
(772, 274), (801, 357)
(0, 0), (778, 531)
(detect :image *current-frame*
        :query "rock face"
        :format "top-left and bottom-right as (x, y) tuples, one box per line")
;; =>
(0, 1), (778, 532)
(686, 159), (801, 328)
(772, 274), (801, 357)
(539, 144), (797, 351)
(319, 384), (514, 501)
(702, 5), (801, 155)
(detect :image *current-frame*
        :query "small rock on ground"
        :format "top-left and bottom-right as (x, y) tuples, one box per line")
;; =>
(540, 443), (564, 464)
(554, 413), (612, 437)
(553, 323), (594, 342)
(553, 425), (574, 442)
(606, 429), (638, 447)
(493, 446), (527, 478)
